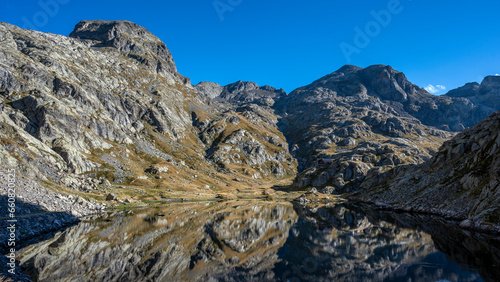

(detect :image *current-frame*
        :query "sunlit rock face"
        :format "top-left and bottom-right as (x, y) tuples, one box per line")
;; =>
(0, 21), (297, 205)
(0, 20), (197, 180)
(19, 201), (497, 281)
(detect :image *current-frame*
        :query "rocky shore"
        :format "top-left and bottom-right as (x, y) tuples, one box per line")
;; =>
(0, 172), (103, 280)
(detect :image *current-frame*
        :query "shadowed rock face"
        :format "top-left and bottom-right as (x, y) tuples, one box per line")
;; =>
(359, 111), (500, 229)
(18, 201), (498, 281)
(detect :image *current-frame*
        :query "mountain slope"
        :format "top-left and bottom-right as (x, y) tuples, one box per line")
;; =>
(274, 65), (500, 191)
(192, 80), (296, 180)
(0, 21), (296, 209)
(274, 65), (454, 189)
(359, 111), (500, 231)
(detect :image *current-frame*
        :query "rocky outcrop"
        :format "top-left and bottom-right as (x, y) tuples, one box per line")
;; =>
(194, 81), (223, 100)
(358, 111), (500, 230)
(192, 106), (296, 179)
(193, 81), (296, 179)
(69, 20), (189, 85)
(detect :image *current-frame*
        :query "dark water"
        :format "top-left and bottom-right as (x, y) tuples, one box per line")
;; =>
(19, 200), (500, 281)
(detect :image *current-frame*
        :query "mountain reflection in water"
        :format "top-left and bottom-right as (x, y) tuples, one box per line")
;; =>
(19, 200), (500, 281)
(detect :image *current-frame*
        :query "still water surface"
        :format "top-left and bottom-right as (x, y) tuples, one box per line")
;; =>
(19, 200), (500, 281)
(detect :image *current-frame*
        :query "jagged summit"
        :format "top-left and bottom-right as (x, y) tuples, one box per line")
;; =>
(196, 80), (286, 107)
(445, 75), (500, 113)
(479, 75), (500, 95)
(281, 64), (489, 131)
(69, 20), (145, 42)
(446, 82), (481, 98)
(69, 20), (189, 84)
(336, 64), (364, 73)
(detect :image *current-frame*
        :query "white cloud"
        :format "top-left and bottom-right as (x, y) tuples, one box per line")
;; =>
(424, 84), (446, 94)
(495, 74), (500, 76)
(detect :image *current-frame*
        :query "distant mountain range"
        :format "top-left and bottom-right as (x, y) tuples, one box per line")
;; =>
(0, 20), (499, 229)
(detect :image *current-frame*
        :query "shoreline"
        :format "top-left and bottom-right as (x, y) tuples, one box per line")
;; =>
(350, 198), (500, 236)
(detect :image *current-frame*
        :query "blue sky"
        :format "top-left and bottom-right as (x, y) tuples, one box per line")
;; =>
(1, 0), (499, 94)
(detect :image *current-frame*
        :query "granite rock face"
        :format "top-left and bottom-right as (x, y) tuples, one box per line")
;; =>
(69, 20), (189, 85)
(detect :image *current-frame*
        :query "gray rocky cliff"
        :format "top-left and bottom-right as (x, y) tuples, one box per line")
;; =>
(193, 81), (296, 179)
(196, 80), (286, 107)
(358, 111), (500, 231)
(69, 20), (190, 85)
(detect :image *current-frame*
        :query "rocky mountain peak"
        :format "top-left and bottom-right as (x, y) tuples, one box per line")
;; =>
(479, 75), (500, 94)
(300, 65), (363, 89)
(195, 81), (223, 99)
(444, 75), (500, 113)
(224, 80), (260, 93)
(69, 20), (188, 84)
(446, 82), (480, 98)
(292, 64), (414, 101)
(358, 64), (416, 101)
(196, 80), (286, 107)
(336, 64), (364, 74)
(70, 20), (144, 46)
